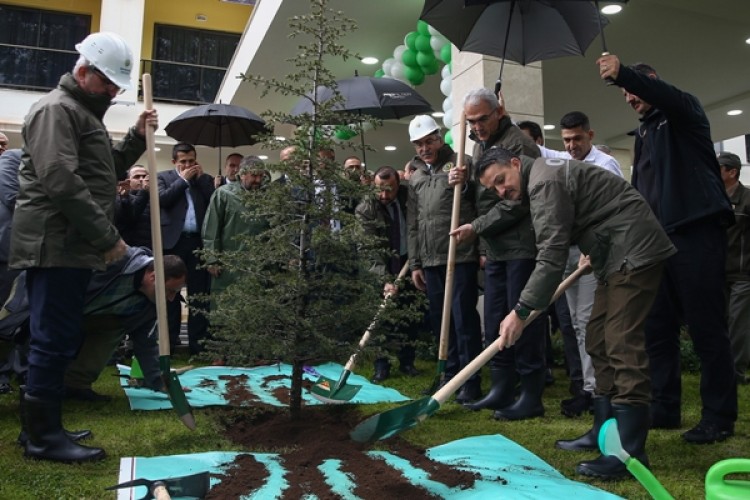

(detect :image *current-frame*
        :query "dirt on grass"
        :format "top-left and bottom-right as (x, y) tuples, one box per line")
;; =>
(205, 374), (478, 499)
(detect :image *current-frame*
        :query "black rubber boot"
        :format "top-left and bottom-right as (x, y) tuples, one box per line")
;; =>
(561, 390), (593, 417)
(23, 394), (105, 463)
(556, 395), (611, 451)
(17, 386), (91, 446)
(493, 369), (545, 421)
(576, 403), (650, 480)
(464, 366), (517, 411)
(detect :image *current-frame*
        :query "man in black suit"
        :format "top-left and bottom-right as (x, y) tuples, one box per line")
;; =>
(157, 142), (214, 354)
(356, 166), (420, 381)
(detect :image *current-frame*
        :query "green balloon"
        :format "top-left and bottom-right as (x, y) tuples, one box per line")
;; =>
(440, 44), (452, 64)
(404, 31), (419, 51)
(420, 57), (440, 76)
(374, 68), (385, 78)
(415, 34), (432, 53)
(335, 126), (357, 141)
(417, 20), (431, 36)
(402, 48), (418, 68)
(405, 66), (425, 86)
(416, 50), (435, 66)
(444, 129), (453, 146)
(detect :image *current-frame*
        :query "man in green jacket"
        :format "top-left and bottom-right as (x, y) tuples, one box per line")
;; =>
(718, 152), (750, 385)
(452, 148), (675, 480)
(406, 115), (482, 403)
(203, 155), (269, 298)
(461, 88), (546, 420)
(9, 32), (158, 463)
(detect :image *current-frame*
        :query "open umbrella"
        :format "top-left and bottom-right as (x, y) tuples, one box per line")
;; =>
(421, 0), (627, 91)
(165, 103), (267, 175)
(290, 75), (433, 164)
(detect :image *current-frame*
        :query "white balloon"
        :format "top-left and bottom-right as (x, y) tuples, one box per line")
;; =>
(441, 64), (451, 80)
(382, 57), (395, 76)
(430, 34), (447, 52)
(443, 108), (453, 129)
(442, 96), (452, 114)
(427, 25), (442, 37)
(440, 77), (452, 96)
(391, 61), (407, 82)
(393, 44), (407, 62)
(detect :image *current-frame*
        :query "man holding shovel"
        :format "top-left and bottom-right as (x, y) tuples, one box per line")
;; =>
(9, 32), (158, 463)
(451, 148), (675, 480)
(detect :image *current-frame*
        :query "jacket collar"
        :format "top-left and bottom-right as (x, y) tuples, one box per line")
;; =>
(59, 73), (113, 120)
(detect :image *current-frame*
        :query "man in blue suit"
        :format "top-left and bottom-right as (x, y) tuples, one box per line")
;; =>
(157, 142), (214, 354)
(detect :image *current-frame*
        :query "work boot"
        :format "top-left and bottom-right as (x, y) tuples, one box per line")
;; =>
(371, 359), (390, 383)
(17, 386), (91, 446)
(23, 394), (105, 463)
(463, 366), (517, 411)
(493, 369), (545, 421)
(576, 403), (650, 480)
(556, 395), (611, 451)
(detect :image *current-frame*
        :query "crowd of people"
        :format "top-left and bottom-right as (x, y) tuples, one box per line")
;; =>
(0, 31), (746, 486)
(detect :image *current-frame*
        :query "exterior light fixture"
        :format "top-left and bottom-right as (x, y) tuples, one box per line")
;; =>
(384, 145), (397, 151)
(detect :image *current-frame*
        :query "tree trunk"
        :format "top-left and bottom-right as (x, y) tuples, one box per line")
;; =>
(289, 358), (303, 420)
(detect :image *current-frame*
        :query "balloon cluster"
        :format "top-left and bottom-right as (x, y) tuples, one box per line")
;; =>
(374, 20), (454, 145)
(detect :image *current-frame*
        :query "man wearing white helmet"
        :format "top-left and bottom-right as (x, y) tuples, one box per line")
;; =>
(406, 115), (483, 403)
(9, 31), (158, 464)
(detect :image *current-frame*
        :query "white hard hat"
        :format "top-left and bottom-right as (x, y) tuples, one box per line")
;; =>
(409, 115), (440, 142)
(75, 32), (133, 90)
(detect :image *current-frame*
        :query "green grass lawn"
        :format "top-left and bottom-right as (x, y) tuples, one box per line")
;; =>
(0, 356), (747, 499)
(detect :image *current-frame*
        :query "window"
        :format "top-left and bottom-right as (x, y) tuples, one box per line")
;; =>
(148, 24), (239, 104)
(0, 4), (90, 91)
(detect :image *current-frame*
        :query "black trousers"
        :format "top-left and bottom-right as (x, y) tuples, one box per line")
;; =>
(166, 233), (210, 355)
(644, 218), (737, 425)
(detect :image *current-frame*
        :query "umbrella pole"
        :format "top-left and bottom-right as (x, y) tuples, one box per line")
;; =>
(495, 0), (516, 96)
(594, 0), (609, 54)
(359, 115), (367, 166)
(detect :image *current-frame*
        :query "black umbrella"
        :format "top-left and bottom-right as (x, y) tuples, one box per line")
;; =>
(165, 103), (267, 174)
(290, 76), (433, 164)
(421, 0), (627, 91)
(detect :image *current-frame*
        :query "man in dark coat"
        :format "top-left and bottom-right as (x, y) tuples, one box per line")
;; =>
(157, 142), (215, 354)
(599, 54), (738, 445)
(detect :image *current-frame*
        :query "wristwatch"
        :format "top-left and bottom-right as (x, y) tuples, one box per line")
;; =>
(513, 302), (532, 321)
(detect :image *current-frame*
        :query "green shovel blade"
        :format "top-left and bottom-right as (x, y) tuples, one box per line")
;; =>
(160, 356), (195, 430)
(350, 396), (440, 442)
(309, 375), (362, 404)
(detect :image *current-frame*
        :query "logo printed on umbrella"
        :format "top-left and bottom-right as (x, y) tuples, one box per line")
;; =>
(382, 92), (414, 100)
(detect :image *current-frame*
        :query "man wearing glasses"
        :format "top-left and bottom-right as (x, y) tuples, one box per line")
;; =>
(9, 31), (158, 463)
(460, 88), (547, 421)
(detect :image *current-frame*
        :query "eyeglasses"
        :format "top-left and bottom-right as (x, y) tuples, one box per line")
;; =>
(467, 110), (496, 126)
(89, 66), (125, 95)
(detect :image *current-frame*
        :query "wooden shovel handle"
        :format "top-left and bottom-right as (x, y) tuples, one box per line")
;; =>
(142, 74), (170, 358)
(437, 110), (468, 362)
(152, 483), (171, 500)
(433, 264), (592, 405)
(342, 261), (410, 371)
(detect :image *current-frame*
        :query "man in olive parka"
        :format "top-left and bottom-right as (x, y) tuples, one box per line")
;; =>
(452, 148), (675, 480)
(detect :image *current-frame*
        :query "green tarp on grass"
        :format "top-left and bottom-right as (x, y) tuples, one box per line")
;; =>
(117, 363), (410, 410)
(115, 435), (622, 499)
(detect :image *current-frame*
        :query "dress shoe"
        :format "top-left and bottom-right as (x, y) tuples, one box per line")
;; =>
(561, 391), (593, 417)
(682, 420), (734, 444)
(399, 364), (420, 377)
(455, 383), (482, 404)
(371, 365), (390, 383)
(64, 387), (112, 402)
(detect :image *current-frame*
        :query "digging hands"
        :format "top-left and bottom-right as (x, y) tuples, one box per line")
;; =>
(497, 310), (524, 350)
(135, 109), (159, 138)
(447, 165), (467, 187)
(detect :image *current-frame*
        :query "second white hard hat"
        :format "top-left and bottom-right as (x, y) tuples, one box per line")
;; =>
(409, 115), (441, 142)
(75, 32), (134, 90)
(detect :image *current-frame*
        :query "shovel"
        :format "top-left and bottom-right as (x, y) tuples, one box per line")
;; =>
(106, 471), (211, 500)
(142, 73), (195, 430)
(424, 111), (468, 395)
(351, 263), (591, 442)
(598, 418), (673, 500)
(310, 262), (409, 403)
